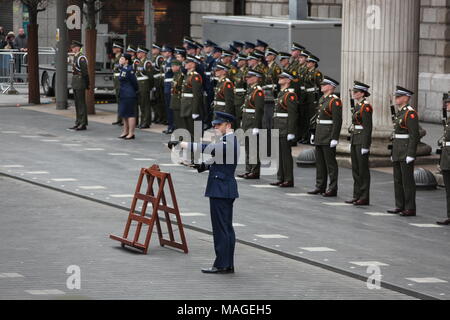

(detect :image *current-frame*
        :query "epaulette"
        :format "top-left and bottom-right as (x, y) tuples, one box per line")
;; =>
(287, 88), (295, 93)
(256, 85), (262, 91)
(331, 94), (339, 99)
(407, 106), (415, 111)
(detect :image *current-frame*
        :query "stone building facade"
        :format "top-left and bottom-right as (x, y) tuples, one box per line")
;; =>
(191, 0), (449, 123)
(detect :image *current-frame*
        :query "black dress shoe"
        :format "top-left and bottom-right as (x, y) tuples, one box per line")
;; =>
(201, 267), (234, 274)
(345, 199), (358, 204)
(307, 189), (325, 195)
(237, 173), (249, 178)
(436, 219), (450, 226)
(400, 210), (416, 217)
(118, 135), (127, 139)
(244, 173), (260, 180)
(75, 126), (87, 131)
(387, 208), (403, 214)
(124, 135), (135, 140)
(323, 190), (337, 197)
(270, 181), (283, 186)
(354, 199), (370, 206)
(68, 125), (78, 130)
(139, 125), (150, 129)
(279, 181), (294, 188)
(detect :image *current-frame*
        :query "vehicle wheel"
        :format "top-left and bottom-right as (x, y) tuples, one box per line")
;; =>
(42, 72), (55, 97)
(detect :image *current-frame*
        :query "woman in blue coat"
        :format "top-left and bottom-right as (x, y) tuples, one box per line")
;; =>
(118, 53), (139, 140)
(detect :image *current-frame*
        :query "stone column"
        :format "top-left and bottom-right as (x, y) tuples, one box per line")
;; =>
(338, 0), (431, 164)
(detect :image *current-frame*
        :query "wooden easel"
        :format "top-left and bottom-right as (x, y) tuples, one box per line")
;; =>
(110, 165), (188, 254)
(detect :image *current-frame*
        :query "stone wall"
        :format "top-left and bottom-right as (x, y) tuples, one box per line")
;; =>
(190, 0), (234, 39)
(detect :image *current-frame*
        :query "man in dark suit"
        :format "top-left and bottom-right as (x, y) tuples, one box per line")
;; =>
(169, 111), (239, 274)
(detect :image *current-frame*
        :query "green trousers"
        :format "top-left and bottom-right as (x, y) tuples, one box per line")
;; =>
(73, 89), (88, 127)
(138, 83), (151, 127)
(393, 161), (416, 211)
(443, 170), (450, 218)
(351, 145), (370, 201)
(277, 137), (294, 183)
(245, 135), (260, 176)
(315, 145), (338, 191)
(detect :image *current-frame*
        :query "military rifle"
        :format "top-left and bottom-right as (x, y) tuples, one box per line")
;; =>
(387, 95), (396, 151)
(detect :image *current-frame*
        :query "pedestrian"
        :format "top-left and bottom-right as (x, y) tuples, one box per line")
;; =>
(0, 26), (6, 48)
(437, 94), (450, 225)
(387, 86), (420, 217)
(111, 41), (124, 126)
(3, 32), (15, 50)
(270, 70), (299, 188)
(117, 53), (139, 140)
(308, 76), (342, 197)
(237, 69), (265, 180)
(346, 81), (373, 206)
(13, 28), (27, 52)
(68, 40), (89, 131)
(169, 111), (239, 274)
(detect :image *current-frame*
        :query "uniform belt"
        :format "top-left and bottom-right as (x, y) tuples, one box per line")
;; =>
(394, 134), (409, 139)
(318, 120), (333, 125)
(274, 113), (288, 118)
(235, 88), (246, 93)
(243, 108), (256, 113)
(137, 76), (149, 81)
(354, 125), (364, 130)
(182, 93), (194, 98)
(214, 101), (226, 106)
(113, 73), (120, 77)
(164, 78), (174, 82)
(153, 74), (164, 79)
(306, 88), (319, 92)
(300, 86), (306, 90)
(263, 84), (276, 89)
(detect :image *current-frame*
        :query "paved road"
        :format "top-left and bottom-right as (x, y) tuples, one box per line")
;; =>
(0, 106), (448, 299)
(0, 175), (412, 300)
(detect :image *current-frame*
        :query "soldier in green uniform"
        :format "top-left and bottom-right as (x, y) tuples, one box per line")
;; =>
(247, 51), (268, 84)
(437, 95), (450, 225)
(212, 63), (235, 115)
(270, 70), (298, 188)
(297, 49), (311, 143)
(151, 43), (166, 124)
(111, 42), (124, 126)
(69, 40), (89, 131)
(345, 81), (373, 206)
(304, 55), (323, 143)
(180, 55), (203, 136)
(170, 60), (184, 130)
(233, 53), (248, 129)
(136, 46), (154, 129)
(278, 52), (292, 70)
(237, 69), (265, 180)
(387, 86), (420, 217)
(308, 76), (342, 197)
(289, 42), (304, 75)
(264, 48), (281, 95)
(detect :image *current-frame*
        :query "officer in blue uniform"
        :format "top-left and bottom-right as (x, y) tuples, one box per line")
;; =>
(169, 111), (239, 274)
(162, 45), (175, 134)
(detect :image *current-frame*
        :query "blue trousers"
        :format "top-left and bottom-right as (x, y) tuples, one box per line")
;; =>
(209, 197), (236, 268)
(164, 92), (174, 130)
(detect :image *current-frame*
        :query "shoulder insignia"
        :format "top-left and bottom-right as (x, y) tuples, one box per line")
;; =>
(194, 76), (200, 81)
(410, 113), (416, 119)
(316, 72), (322, 76)
(289, 94), (295, 101)
(335, 100), (341, 106)
(226, 83), (232, 89)
(232, 69), (237, 74)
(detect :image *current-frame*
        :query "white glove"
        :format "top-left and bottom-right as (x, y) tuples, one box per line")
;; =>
(406, 156), (415, 164)
(390, 156), (394, 162)
(192, 114), (200, 120)
(361, 148), (370, 155)
(287, 134), (296, 141)
(310, 135), (315, 145)
(252, 128), (259, 136)
(330, 140), (339, 148)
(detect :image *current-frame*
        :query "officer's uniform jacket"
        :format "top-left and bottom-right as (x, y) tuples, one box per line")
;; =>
(297, 63), (308, 93)
(163, 57), (174, 94)
(440, 119), (450, 171)
(118, 65), (138, 99)
(272, 88), (298, 137)
(391, 104), (420, 161)
(180, 70), (203, 118)
(254, 63), (268, 84)
(233, 66), (248, 106)
(264, 61), (281, 95)
(350, 99), (373, 149)
(152, 54), (165, 88)
(227, 64), (239, 84)
(241, 84), (265, 131)
(112, 53), (121, 89)
(213, 77), (235, 115)
(315, 94), (343, 146)
(72, 51), (89, 90)
(136, 58), (154, 90)
(193, 133), (239, 199)
(170, 71), (184, 111)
